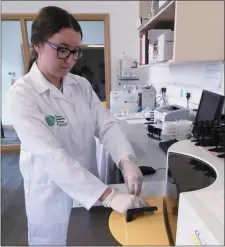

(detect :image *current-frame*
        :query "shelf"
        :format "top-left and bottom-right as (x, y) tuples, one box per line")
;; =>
(138, 0), (175, 33)
(139, 60), (172, 68)
(139, 1), (224, 63)
(138, 60), (223, 68)
(118, 78), (139, 81)
(138, 64), (151, 68)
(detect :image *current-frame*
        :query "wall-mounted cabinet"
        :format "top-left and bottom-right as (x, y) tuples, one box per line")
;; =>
(174, 1), (224, 62)
(139, 0), (224, 65)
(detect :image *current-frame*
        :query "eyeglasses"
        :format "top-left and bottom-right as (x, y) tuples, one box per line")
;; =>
(44, 40), (84, 61)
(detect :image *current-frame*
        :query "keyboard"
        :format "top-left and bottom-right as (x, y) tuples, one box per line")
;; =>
(159, 139), (178, 153)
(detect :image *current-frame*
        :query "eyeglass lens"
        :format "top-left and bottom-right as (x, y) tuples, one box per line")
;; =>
(57, 48), (83, 60)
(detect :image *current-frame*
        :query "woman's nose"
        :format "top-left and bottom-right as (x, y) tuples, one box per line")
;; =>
(65, 53), (74, 64)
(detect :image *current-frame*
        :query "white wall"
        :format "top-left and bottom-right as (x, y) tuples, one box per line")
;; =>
(2, 21), (25, 125)
(26, 20), (105, 45)
(2, 1), (140, 91)
(146, 61), (224, 110)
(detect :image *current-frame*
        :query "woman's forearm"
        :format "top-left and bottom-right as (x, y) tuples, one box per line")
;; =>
(99, 187), (112, 202)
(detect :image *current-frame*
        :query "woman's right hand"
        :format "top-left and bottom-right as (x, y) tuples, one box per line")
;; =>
(100, 188), (149, 215)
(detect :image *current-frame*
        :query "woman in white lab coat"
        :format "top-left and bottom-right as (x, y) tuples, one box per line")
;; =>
(7, 6), (148, 246)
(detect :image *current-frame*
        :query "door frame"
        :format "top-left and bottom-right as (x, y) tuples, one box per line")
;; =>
(2, 13), (111, 108)
(1, 13), (111, 153)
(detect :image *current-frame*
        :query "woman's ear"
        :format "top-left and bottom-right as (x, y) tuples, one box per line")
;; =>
(33, 44), (42, 54)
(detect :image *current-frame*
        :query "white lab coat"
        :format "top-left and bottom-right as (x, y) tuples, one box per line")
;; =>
(7, 62), (135, 246)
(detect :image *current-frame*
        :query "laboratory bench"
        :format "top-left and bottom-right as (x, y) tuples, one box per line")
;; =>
(68, 193), (170, 246)
(68, 183), (168, 245)
(69, 121), (169, 246)
(73, 120), (168, 207)
(98, 120), (168, 184)
(67, 206), (120, 246)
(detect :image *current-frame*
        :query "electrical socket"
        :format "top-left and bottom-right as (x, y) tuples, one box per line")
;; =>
(161, 87), (167, 94)
(186, 89), (192, 99)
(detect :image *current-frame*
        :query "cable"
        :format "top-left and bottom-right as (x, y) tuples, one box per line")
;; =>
(162, 92), (169, 105)
(155, 168), (166, 171)
(156, 97), (163, 105)
(162, 93), (169, 105)
(186, 92), (191, 109)
(187, 99), (189, 108)
(156, 87), (169, 106)
(165, 96), (169, 105)
(160, 87), (169, 106)
(156, 95), (162, 101)
(162, 94), (166, 105)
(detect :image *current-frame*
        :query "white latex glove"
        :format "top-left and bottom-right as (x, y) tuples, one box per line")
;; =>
(102, 189), (149, 215)
(120, 160), (143, 196)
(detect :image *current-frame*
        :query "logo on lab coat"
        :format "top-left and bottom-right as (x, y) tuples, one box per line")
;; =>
(55, 115), (68, 126)
(45, 115), (56, 126)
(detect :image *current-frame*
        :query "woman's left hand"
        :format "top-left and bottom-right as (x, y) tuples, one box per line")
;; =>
(120, 160), (143, 196)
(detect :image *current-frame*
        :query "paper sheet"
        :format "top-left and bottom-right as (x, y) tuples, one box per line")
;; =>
(125, 119), (147, 124)
(115, 112), (145, 121)
(203, 61), (224, 90)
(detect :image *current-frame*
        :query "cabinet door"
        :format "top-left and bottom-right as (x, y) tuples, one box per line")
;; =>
(173, 1), (224, 62)
(139, 1), (151, 18)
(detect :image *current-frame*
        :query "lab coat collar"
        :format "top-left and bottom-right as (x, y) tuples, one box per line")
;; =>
(29, 61), (77, 100)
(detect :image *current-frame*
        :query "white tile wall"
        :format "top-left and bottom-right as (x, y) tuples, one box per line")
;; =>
(146, 61), (224, 110)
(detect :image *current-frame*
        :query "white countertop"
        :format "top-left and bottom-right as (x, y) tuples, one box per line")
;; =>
(73, 120), (168, 207)
(169, 140), (224, 244)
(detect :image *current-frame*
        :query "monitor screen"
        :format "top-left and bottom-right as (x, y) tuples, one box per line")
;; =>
(195, 90), (225, 122)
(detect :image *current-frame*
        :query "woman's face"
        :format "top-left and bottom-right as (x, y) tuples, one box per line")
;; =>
(35, 28), (82, 77)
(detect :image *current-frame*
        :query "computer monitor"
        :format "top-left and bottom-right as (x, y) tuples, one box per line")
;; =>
(195, 90), (225, 122)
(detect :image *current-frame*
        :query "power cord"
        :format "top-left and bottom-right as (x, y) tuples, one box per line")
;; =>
(186, 92), (191, 109)
(161, 87), (169, 105)
(156, 97), (162, 105)
(156, 96), (162, 100)
(139, 166), (166, 176)
(163, 94), (169, 105)
(155, 168), (166, 171)
(155, 95), (162, 106)
(155, 88), (169, 106)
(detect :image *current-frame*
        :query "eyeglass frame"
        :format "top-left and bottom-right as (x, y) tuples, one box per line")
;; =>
(44, 40), (84, 61)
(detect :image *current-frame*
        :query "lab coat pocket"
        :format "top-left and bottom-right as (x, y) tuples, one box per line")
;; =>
(20, 150), (32, 198)
(26, 184), (71, 245)
(19, 150), (32, 179)
(28, 222), (68, 245)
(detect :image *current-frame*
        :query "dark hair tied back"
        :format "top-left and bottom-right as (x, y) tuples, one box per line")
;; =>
(27, 6), (83, 73)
